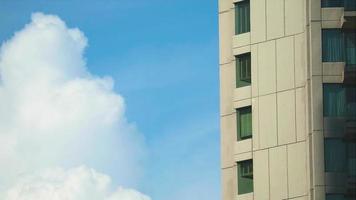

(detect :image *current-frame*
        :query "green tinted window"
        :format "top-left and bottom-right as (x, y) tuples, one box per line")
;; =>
(321, 0), (344, 7)
(324, 138), (347, 172)
(237, 160), (253, 194)
(322, 29), (344, 62)
(323, 84), (356, 119)
(236, 53), (251, 88)
(235, 0), (250, 34)
(237, 106), (252, 141)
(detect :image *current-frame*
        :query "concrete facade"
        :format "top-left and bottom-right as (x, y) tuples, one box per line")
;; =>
(219, 0), (356, 200)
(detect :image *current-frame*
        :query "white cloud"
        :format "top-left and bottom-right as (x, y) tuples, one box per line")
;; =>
(0, 12), (149, 199)
(5, 166), (150, 200)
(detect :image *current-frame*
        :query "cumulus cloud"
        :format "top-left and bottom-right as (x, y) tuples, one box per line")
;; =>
(0, 12), (149, 199)
(5, 166), (150, 200)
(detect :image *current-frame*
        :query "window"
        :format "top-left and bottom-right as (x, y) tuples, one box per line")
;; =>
(237, 160), (253, 194)
(237, 106), (252, 141)
(345, 0), (356, 10)
(324, 138), (347, 172)
(322, 0), (356, 10)
(344, 31), (356, 70)
(321, 0), (344, 7)
(236, 53), (251, 88)
(235, 0), (250, 34)
(323, 84), (356, 119)
(322, 29), (356, 69)
(323, 84), (346, 117)
(322, 29), (345, 62)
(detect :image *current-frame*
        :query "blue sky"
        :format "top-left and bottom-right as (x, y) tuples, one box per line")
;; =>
(0, 1), (220, 199)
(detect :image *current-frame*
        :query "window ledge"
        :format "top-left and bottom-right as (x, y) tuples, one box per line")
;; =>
(234, 86), (252, 102)
(234, 138), (252, 155)
(232, 32), (251, 49)
(236, 192), (253, 200)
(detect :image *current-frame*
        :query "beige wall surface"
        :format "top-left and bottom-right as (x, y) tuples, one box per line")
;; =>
(218, 0), (338, 199)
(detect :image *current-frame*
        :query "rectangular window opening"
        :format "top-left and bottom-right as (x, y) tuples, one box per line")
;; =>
(237, 106), (252, 141)
(236, 53), (251, 88)
(237, 159), (253, 195)
(235, 0), (250, 35)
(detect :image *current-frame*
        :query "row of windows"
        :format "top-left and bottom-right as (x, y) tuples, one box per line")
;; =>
(323, 84), (356, 199)
(234, 0), (356, 37)
(322, 29), (356, 71)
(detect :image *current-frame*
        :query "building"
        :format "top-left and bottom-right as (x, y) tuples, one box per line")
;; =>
(219, 0), (355, 200)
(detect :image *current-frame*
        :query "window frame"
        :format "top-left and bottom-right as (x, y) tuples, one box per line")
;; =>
(237, 159), (253, 195)
(236, 106), (252, 141)
(234, 0), (250, 35)
(236, 53), (251, 88)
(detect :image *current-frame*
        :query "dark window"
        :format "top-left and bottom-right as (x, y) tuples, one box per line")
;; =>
(237, 106), (252, 141)
(236, 53), (251, 88)
(235, 0), (250, 34)
(237, 160), (253, 194)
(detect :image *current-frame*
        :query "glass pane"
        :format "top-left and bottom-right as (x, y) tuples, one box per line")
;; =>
(324, 138), (347, 172)
(344, 31), (356, 70)
(322, 29), (345, 62)
(348, 143), (356, 176)
(235, 0), (250, 34)
(236, 53), (251, 87)
(238, 160), (253, 194)
(238, 106), (252, 140)
(326, 194), (345, 200)
(321, 0), (344, 7)
(323, 84), (347, 117)
(345, 0), (356, 10)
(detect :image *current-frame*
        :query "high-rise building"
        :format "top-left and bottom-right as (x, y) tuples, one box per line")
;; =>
(218, 0), (356, 200)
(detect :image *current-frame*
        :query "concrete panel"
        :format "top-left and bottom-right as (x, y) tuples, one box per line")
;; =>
(293, 196), (308, 200)
(288, 142), (308, 198)
(234, 139), (252, 155)
(252, 98), (259, 150)
(310, 22), (322, 76)
(233, 98), (251, 109)
(258, 40), (276, 96)
(285, 0), (305, 35)
(222, 167), (236, 200)
(253, 150), (269, 200)
(233, 32), (251, 48)
(234, 151), (253, 162)
(219, 0), (233, 12)
(323, 76), (344, 83)
(312, 130), (325, 186)
(314, 186), (326, 200)
(295, 33), (307, 87)
(277, 36), (295, 91)
(251, 44), (259, 97)
(322, 62), (345, 76)
(236, 193), (253, 200)
(234, 86), (252, 101)
(277, 90), (297, 145)
(221, 114), (237, 168)
(259, 94), (278, 149)
(310, 0), (321, 21)
(233, 45), (250, 56)
(219, 10), (234, 65)
(266, 0), (284, 39)
(311, 76), (323, 131)
(322, 20), (343, 29)
(269, 146), (288, 200)
(296, 87), (307, 141)
(220, 63), (235, 116)
(321, 8), (344, 21)
(251, 0), (266, 43)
